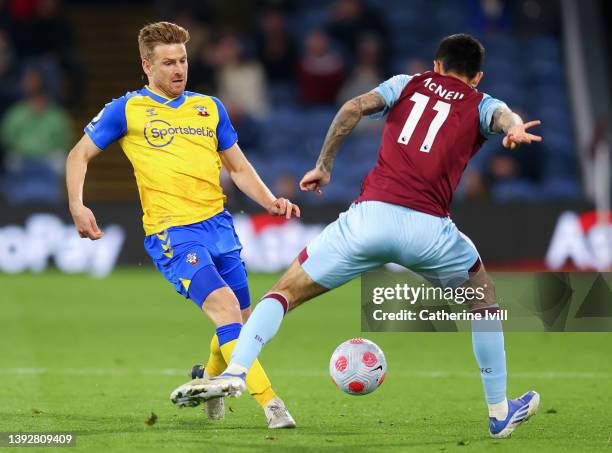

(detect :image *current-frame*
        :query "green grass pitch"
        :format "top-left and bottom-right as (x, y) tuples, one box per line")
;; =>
(1, 269), (611, 452)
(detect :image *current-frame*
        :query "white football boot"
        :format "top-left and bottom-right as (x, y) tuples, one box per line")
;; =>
(264, 397), (296, 429)
(170, 376), (235, 408)
(191, 365), (225, 420)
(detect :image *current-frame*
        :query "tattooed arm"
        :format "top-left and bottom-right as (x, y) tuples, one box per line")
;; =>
(492, 107), (543, 150)
(300, 92), (386, 194)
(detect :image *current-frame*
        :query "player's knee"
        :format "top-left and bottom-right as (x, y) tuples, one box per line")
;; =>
(188, 264), (227, 307)
(241, 306), (252, 323)
(203, 287), (242, 325)
(189, 265), (241, 324)
(467, 270), (497, 308)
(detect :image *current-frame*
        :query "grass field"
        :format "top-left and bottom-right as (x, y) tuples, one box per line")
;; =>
(1, 269), (611, 452)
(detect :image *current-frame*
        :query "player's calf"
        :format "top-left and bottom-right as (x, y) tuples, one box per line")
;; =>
(201, 286), (243, 327)
(463, 263), (497, 311)
(268, 258), (328, 312)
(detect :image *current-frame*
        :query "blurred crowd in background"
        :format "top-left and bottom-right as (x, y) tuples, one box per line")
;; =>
(0, 0), (80, 202)
(0, 0), (582, 206)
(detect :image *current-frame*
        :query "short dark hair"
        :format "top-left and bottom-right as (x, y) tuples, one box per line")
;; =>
(434, 34), (484, 79)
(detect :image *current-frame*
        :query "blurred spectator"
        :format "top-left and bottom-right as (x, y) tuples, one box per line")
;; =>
(468, 0), (512, 35)
(337, 34), (383, 104)
(512, 0), (561, 35)
(405, 58), (429, 76)
(486, 141), (543, 184)
(174, 9), (209, 59)
(225, 100), (261, 152)
(485, 108), (544, 188)
(327, 0), (388, 61)
(0, 66), (72, 202)
(337, 34), (385, 134)
(215, 34), (269, 119)
(274, 172), (298, 200)
(461, 113), (544, 202)
(255, 8), (297, 83)
(188, 38), (218, 94)
(296, 29), (345, 105)
(10, 0), (82, 104)
(0, 30), (19, 175)
(459, 169), (489, 201)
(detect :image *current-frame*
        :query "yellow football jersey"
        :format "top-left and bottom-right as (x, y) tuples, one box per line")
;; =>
(85, 86), (238, 235)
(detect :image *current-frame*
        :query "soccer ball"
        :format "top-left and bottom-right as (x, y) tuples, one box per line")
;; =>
(329, 338), (387, 395)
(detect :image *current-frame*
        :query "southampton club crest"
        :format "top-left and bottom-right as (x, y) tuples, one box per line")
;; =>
(186, 252), (200, 266)
(194, 105), (210, 117)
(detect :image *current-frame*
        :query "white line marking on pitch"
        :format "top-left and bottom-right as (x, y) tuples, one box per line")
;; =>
(0, 368), (609, 379)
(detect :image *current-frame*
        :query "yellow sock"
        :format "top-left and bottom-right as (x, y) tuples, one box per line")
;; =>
(219, 339), (277, 408)
(204, 334), (226, 378)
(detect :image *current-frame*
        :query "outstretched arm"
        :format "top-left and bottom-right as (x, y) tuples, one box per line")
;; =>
(220, 143), (300, 219)
(300, 92), (386, 194)
(66, 134), (104, 240)
(492, 107), (542, 150)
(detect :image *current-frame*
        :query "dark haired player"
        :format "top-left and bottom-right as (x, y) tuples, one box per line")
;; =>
(174, 34), (542, 438)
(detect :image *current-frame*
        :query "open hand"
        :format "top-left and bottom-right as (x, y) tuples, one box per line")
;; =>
(267, 198), (301, 219)
(503, 120), (542, 150)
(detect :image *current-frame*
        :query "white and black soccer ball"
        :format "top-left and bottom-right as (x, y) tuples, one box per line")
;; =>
(329, 338), (387, 395)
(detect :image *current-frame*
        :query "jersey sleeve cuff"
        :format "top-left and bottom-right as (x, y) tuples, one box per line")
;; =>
(218, 139), (238, 152)
(84, 127), (106, 150)
(368, 88), (388, 120)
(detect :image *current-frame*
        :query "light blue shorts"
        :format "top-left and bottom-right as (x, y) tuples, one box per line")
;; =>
(300, 201), (480, 289)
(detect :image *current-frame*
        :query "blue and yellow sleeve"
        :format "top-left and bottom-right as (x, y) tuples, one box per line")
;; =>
(85, 96), (128, 149)
(211, 97), (238, 151)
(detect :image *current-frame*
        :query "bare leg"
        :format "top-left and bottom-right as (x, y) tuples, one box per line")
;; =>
(241, 307), (251, 323)
(223, 259), (328, 374)
(462, 264), (497, 311)
(201, 286), (242, 327)
(267, 259), (329, 311)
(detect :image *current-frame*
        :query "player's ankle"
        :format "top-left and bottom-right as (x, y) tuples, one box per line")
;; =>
(224, 363), (248, 377)
(488, 398), (508, 420)
(253, 388), (277, 408)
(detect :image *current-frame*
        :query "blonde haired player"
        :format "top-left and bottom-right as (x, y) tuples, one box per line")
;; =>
(66, 22), (298, 428)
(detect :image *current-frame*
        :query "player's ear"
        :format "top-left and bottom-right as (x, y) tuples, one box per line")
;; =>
(471, 71), (484, 88)
(433, 60), (442, 74)
(142, 58), (152, 78)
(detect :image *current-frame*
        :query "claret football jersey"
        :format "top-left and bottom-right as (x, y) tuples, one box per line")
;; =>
(85, 86), (238, 235)
(357, 71), (507, 217)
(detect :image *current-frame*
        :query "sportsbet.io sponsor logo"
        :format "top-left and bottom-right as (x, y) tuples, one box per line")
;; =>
(144, 119), (215, 148)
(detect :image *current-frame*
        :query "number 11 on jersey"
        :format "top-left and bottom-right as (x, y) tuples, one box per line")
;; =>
(397, 93), (451, 153)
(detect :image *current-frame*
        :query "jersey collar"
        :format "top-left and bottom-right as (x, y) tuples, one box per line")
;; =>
(142, 85), (186, 108)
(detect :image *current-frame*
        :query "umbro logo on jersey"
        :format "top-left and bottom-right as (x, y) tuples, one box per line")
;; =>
(195, 105), (210, 117)
(146, 107), (158, 117)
